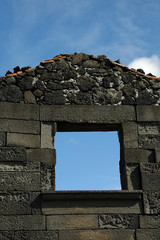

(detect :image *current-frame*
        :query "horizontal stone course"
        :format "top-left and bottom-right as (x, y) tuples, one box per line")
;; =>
(139, 215), (160, 229)
(0, 132), (5, 146)
(143, 191), (160, 214)
(0, 172), (40, 191)
(137, 106), (160, 121)
(47, 215), (98, 230)
(59, 229), (135, 240)
(136, 229), (160, 240)
(0, 161), (40, 172)
(7, 133), (40, 148)
(0, 192), (40, 215)
(0, 119), (40, 134)
(0, 231), (14, 240)
(27, 148), (56, 163)
(99, 214), (139, 229)
(0, 215), (45, 230)
(122, 122), (138, 148)
(14, 231), (58, 240)
(0, 147), (26, 162)
(124, 149), (154, 163)
(0, 102), (39, 120)
(40, 105), (136, 122)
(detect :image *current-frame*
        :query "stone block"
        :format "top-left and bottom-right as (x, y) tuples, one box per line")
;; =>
(122, 122), (138, 148)
(41, 163), (55, 190)
(155, 149), (160, 162)
(40, 105), (136, 123)
(0, 161), (40, 172)
(0, 192), (40, 215)
(125, 163), (141, 190)
(41, 122), (56, 149)
(27, 148), (56, 163)
(124, 149), (154, 163)
(0, 147), (26, 162)
(141, 163), (160, 191)
(0, 215), (45, 230)
(99, 214), (139, 229)
(47, 215), (98, 230)
(0, 119), (40, 134)
(7, 133), (40, 148)
(59, 229), (135, 240)
(15, 231), (58, 240)
(143, 191), (160, 214)
(0, 132), (5, 146)
(139, 215), (160, 229)
(137, 105), (160, 121)
(136, 230), (160, 240)
(138, 123), (160, 135)
(0, 231), (14, 240)
(0, 172), (40, 191)
(0, 102), (39, 120)
(139, 135), (160, 149)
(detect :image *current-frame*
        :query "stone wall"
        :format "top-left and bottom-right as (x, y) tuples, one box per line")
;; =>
(0, 53), (159, 239)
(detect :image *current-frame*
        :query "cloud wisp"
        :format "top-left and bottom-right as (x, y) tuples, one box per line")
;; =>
(128, 55), (160, 77)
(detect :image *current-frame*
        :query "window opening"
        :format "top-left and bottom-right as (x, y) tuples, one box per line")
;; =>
(55, 131), (120, 190)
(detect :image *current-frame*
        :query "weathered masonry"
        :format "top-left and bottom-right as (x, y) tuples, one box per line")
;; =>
(0, 53), (160, 239)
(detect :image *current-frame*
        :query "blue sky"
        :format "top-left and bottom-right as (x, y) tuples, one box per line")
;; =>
(1, 0), (160, 190)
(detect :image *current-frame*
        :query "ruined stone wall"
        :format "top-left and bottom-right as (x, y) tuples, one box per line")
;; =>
(0, 53), (159, 240)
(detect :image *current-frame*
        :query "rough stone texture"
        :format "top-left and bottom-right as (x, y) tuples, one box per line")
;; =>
(122, 122), (138, 148)
(137, 106), (160, 121)
(7, 133), (40, 148)
(41, 163), (55, 190)
(125, 163), (141, 190)
(136, 229), (160, 240)
(47, 215), (98, 230)
(0, 102), (39, 120)
(0, 192), (40, 215)
(124, 149), (154, 163)
(15, 231), (58, 240)
(0, 161), (40, 172)
(0, 231), (14, 240)
(0, 132), (5, 146)
(139, 215), (160, 229)
(0, 119), (40, 134)
(0, 147), (26, 162)
(143, 192), (160, 214)
(0, 215), (45, 230)
(41, 122), (56, 149)
(99, 214), (139, 229)
(59, 229), (135, 240)
(27, 148), (56, 163)
(141, 163), (160, 191)
(40, 105), (135, 122)
(0, 172), (40, 191)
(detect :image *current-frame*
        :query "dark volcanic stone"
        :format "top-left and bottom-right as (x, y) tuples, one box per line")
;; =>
(63, 69), (77, 80)
(137, 68), (145, 74)
(18, 76), (33, 90)
(123, 84), (135, 97)
(56, 59), (70, 71)
(136, 90), (158, 105)
(72, 53), (88, 65)
(13, 66), (20, 73)
(47, 82), (63, 90)
(68, 91), (92, 104)
(83, 60), (100, 68)
(21, 66), (31, 72)
(36, 80), (45, 91)
(4, 85), (23, 102)
(5, 70), (12, 75)
(102, 76), (112, 88)
(34, 89), (43, 97)
(44, 90), (66, 104)
(77, 76), (95, 91)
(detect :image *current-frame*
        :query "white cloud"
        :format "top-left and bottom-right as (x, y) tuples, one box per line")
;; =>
(128, 55), (160, 77)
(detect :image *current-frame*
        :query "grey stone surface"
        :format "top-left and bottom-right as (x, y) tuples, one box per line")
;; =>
(0, 102), (39, 120)
(137, 106), (160, 121)
(59, 229), (135, 240)
(7, 133), (40, 148)
(0, 192), (40, 215)
(0, 132), (5, 146)
(124, 149), (154, 163)
(155, 149), (160, 162)
(139, 135), (160, 149)
(0, 147), (26, 162)
(99, 214), (139, 229)
(122, 122), (138, 148)
(0, 161), (40, 172)
(136, 229), (160, 240)
(138, 123), (160, 135)
(0, 215), (45, 230)
(143, 192), (160, 214)
(125, 163), (141, 190)
(41, 163), (55, 190)
(27, 148), (56, 163)
(15, 231), (58, 240)
(139, 215), (160, 229)
(47, 215), (98, 230)
(141, 163), (160, 191)
(40, 105), (136, 122)
(41, 122), (56, 149)
(0, 119), (40, 134)
(0, 231), (14, 240)
(0, 172), (40, 191)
